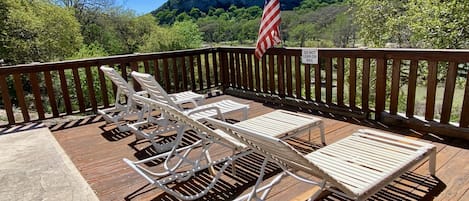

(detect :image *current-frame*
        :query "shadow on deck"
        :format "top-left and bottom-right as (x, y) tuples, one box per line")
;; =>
(45, 95), (466, 201)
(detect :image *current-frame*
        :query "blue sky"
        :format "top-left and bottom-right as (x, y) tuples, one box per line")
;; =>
(115, 0), (167, 15)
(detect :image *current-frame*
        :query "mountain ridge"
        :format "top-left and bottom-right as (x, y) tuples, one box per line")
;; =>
(152, 0), (303, 14)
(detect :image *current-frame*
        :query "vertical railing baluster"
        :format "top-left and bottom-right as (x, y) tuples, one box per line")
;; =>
(325, 57), (333, 104)
(29, 72), (45, 119)
(12, 74), (30, 121)
(44, 71), (59, 117)
(229, 53), (236, 88)
(154, 59), (161, 82)
(254, 55), (261, 92)
(0, 74), (15, 124)
(337, 57), (344, 106)
(72, 67), (86, 113)
(241, 53), (247, 89)
(163, 58), (170, 91)
(295, 56), (302, 99)
(269, 55), (275, 93)
(389, 59), (401, 115)
(425, 61), (438, 121)
(181, 57), (188, 91)
(406, 60), (418, 117)
(189, 55), (196, 91)
(286, 55), (293, 97)
(98, 68), (109, 108)
(314, 63), (321, 102)
(375, 57), (387, 120)
(261, 56), (268, 92)
(204, 53), (211, 89)
(213, 51), (219, 86)
(196, 54), (204, 91)
(305, 64), (311, 101)
(144, 60), (150, 73)
(247, 53), (254, 90)
(278, 54), (285, 97)
(85, 66), (98, 112)
(58, 69), (73, 114)
(349, 57), (357, 108)
(172, 58), (179, 92)
(440, 62), (458, 124)
(362, 58), (371, 115)
(460, 69), (469, 127)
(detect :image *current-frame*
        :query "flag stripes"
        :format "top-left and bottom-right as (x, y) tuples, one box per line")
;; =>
(255, 0), (281, 59)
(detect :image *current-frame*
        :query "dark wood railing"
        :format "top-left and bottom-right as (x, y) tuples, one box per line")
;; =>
(0, 48), (221, 125)
(1, 47), (468, 139)
(218, 47), (469, 139)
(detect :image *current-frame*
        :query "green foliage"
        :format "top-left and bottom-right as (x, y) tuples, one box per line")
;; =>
(354, 0), (469, 48)
(69, 43), (109, 60)
(0, 0), (83, 64)
(295, 0), (345, 11)
(406, 0), (469, 48)
(353, 0), (408, 47)
(138, 21), (202, 52)
(289, 23), (318, 47)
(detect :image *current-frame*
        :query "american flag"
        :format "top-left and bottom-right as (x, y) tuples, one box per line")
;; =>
(255, 0), (281, 60)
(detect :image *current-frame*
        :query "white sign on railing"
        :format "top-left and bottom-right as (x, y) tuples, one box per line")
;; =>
(301, 48), (318, 64)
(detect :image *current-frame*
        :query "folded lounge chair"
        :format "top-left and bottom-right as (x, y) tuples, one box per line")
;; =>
(128, 71), (248, 151)
(206, 118), (437, 201)
(123, 96), (250, 200)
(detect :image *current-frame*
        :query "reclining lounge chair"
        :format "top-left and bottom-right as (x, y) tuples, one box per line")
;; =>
(97, 66), (147, 132)
(206, 118), (437, 201)
(98, 66), (205, 132)
(128, 71), (249, 151)
(123, 96), (250, 200)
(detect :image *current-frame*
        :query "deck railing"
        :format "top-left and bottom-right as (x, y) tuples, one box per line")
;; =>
(1, 47), (468, 139)
(0, 48), (221, 125)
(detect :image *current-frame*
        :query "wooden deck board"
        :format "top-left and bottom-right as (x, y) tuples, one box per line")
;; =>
(52, 95), (469, 201)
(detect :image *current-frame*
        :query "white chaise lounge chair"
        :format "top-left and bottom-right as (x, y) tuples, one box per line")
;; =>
(97, 66), (147, 132)
(128, 71), (249, 151)
(206, 118), (437, 201)
(123, 97), (250, 200)
(98, 66), (205, 132)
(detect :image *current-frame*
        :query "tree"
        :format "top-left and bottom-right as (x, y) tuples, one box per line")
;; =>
(325, 12), (356, 47)
(138, 21), (202, 52)
(170, 21), (203, 49)
(406, 0), (469, 48)
(0, 0), (83, 64)
(289, 23), (318, 47)
(353, 0), (408, 47)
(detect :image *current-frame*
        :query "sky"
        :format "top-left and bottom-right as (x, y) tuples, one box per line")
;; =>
(115, 0), (167, 15)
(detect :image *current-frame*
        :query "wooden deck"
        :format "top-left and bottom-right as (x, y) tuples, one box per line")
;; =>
(51, 95), (468, 201)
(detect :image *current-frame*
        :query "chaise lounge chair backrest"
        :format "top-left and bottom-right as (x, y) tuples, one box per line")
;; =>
(131, 71), (180, 109)
(100, 66), (136, 98)
(132, 94), (246, 151)
(206, 118), (356, 197)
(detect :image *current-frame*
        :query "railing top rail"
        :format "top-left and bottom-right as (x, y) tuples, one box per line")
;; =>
(217, 46), (469, 53)
(216, 47), (469, 61)
(0, 48), (215, 74)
